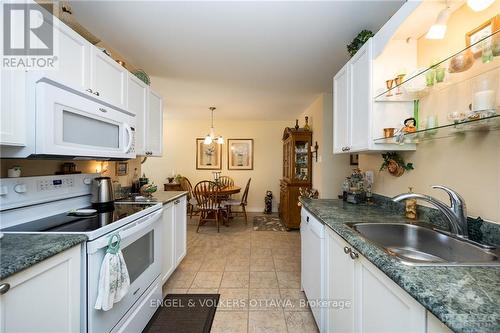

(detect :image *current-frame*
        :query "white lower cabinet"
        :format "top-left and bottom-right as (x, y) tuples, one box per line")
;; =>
(300, 210), (325, 331)
(161, 202), (176, 284)
(161, 196), (187, 291)
(174, 197), (187, 265)
(0, 245), (82, 333)
(302, 207), (451, 333)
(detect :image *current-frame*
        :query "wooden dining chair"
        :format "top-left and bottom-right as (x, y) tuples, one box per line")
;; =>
(179, 177), (198, 219)
(218, 176), (234, 200)
(222, 178), (251, 224)
(194, 180), (223, 233)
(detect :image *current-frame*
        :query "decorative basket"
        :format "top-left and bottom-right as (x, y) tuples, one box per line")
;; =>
(132, 69), (151, 86)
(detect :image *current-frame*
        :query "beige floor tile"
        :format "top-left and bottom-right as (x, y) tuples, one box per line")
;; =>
(248, 311), (288, 333)
(285, 311), (319, 333)
(218, 288), (249, 311)
(277, 271), (301, 289)
(200, 258), (226, 271)
(178, 258), (203, 272)
(187, 288), (218, 294)
(272, 247), (296, 257)
(249, 288), (282, 311)
(274, 257), (301, 272)
(225, 256), (250, 271)
(162, 286), (187, 295)
(211, 311), (248, 333)
(250, 271), (279, 289)
(191, 271), (223, 289)
(250, 247), (273, 258)
(220, 271), (250, 288)
(166, 269), (197, 289)
(250, 257), (275, 271)
(280, 289), (309, 311)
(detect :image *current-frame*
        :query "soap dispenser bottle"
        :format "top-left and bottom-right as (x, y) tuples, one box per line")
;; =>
(405, 187), (417, 219)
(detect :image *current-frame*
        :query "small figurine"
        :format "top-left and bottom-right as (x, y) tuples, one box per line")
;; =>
(294, 119), (299, 130)
(402, 117), (417, 133)
(304, 116), (310, 131)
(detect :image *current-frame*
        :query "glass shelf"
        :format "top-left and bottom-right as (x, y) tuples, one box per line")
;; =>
(374, 29), (500, 102)
(374, 114), (500, 144)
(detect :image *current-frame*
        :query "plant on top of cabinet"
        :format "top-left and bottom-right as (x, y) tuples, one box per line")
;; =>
(380, 152), (414, 177)
(347, 30), (374, 57)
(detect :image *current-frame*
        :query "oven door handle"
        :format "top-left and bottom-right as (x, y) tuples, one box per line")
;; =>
(87, 209), (162, 254)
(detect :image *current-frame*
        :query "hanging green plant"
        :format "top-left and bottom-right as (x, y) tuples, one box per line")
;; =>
(347, 30), (374, 57)
(380, 152), (414, 177)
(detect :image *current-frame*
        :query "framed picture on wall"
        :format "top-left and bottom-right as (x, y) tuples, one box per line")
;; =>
(196, 139), (222, 170)
(228, 139), (254, 170)
(466, 15), (499, 58)
(116, 162), (128, 176)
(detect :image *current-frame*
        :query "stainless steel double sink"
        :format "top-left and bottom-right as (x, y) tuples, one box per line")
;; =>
(346, 222), (500, 266)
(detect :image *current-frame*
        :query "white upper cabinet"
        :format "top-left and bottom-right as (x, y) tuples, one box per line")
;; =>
(49, 21), (91, 92)
(1, 71), (27, 146)
(127, 74), (148, 155)
(333, 64), (350, 154)
(348, 39), (372, 152)
(332, 1), (419, 154)
(90, 47), (128, 109)
(145, 89), (163, 157)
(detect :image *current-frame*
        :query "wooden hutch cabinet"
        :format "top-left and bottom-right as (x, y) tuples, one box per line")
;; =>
(279, 127), (312, 229)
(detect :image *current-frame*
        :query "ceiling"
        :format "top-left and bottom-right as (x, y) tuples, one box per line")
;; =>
(71, 1), (404, 120)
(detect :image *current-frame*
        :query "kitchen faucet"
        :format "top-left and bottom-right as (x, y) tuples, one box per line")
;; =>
(392, 185), (468, 238)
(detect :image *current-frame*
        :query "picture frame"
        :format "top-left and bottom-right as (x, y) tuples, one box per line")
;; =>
(196, 138), (222, 170)
(228, 139), (254, 170)
(115, 161), (128, 176)
(350, 154), (359, 166)
(466, 15), (499, 58)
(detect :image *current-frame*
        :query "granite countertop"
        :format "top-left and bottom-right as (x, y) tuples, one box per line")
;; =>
(153, 191), (188, 205)
(300, 198), (500, 333)
(0, 233), (87, 280)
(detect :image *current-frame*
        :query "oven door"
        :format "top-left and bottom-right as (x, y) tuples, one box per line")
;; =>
(87, 209), (162, 333)
(34, 78), (136, 159)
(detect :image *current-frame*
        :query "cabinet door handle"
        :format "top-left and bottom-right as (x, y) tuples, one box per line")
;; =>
(93, 91), (100, 96)
(98, 107), (107, 113)
(343, 246), (351, 254)
(345, 147), (351, 151)
(0, 283), (10, 295)
(306, 216), (309, 223)
(174, 199), (180, 204)
(86, 88), (93, 94)
(350, 251), (359, 260)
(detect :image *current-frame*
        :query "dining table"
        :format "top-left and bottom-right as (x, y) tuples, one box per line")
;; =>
(197, 185), (241, 225)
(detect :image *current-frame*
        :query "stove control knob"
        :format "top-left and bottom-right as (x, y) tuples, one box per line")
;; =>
(14, 184), (27, 194)
(83, 177), (92, 185)
(0, 186), (8, 196)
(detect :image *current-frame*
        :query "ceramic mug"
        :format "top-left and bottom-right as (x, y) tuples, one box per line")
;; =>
(7, 166), (21, 178)
(383, 128), (396, 138)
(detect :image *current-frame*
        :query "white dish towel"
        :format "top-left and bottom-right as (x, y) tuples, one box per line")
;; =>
(95, 234), (130, 311)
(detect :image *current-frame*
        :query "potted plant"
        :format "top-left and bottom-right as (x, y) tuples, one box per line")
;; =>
(380, 152), (414, 177)
(347, 30), (374, 57)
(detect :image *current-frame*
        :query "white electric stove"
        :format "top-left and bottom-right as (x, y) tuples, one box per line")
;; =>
(0, 174), (163, 333)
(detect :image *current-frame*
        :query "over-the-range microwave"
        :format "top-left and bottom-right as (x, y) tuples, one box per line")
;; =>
(2, 77), (136, 160)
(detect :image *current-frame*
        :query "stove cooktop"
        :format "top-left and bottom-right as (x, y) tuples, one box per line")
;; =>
(3, 203), (156, 233)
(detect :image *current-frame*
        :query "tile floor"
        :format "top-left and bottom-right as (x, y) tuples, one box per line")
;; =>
(162, 212), (319, 333)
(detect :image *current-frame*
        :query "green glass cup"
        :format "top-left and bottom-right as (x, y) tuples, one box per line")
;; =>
(425, 69), (435, 87)
(435, 67), (446, 83)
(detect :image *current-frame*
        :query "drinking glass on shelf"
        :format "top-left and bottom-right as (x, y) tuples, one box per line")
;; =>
(425, 69), (435, 87)
(482, 45), (493, 63)
(435, 67), (446, 83)
(394, 75), (404, 95)
(385, 79), (394, 97)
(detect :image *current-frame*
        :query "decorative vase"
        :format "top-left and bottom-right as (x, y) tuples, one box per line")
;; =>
(294, 119), (299, 130)
(304, 116), (310, 131)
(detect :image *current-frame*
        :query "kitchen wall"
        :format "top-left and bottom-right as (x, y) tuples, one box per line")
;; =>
(300, 94), (351, 198)
(142, 95), (293, 212)
(360, 4), (500, 223)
